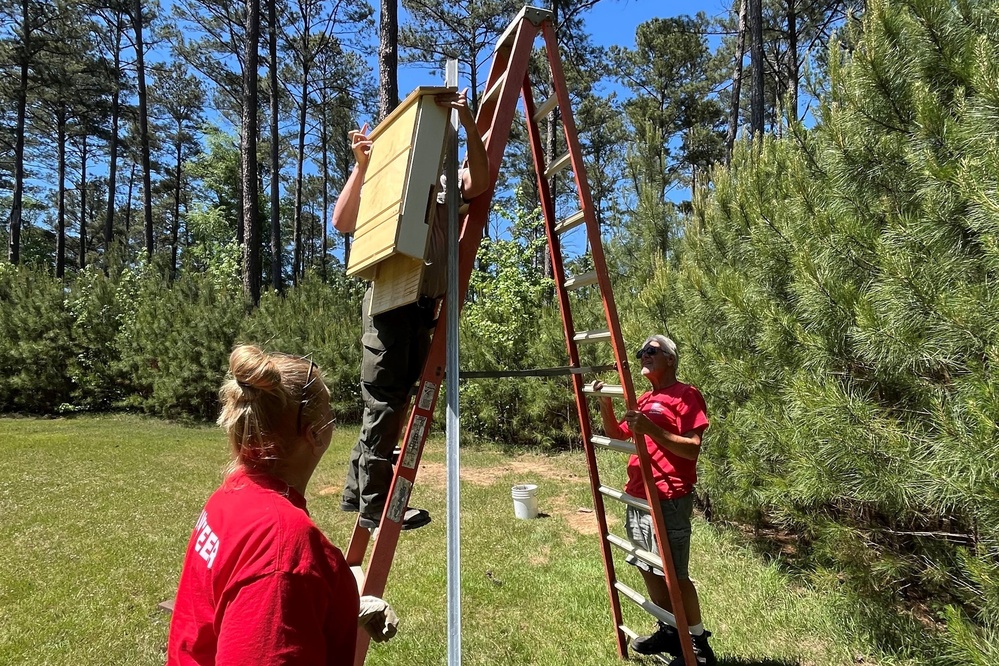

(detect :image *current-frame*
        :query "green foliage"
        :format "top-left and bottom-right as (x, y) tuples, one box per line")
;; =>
(0, 263), (73, 412)
(635, 0), (999, 660)
(239, 275), (365, 419)
(459, 205), (577, 449)
(65, 266), (129, 410)
(114, 268), (244, 419)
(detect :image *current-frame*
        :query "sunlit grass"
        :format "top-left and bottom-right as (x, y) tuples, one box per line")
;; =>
(1, 415), (918, 665)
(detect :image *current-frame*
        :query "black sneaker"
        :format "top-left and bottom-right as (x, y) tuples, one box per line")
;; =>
(630, 621), (681, 656)
(667, 631), (717, 666)
(358, 508), (432, 531)
(340, 501), (359, 513)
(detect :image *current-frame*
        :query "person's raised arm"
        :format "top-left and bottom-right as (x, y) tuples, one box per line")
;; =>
(436, 88), (490, 199)
(332, 124), (371, 234)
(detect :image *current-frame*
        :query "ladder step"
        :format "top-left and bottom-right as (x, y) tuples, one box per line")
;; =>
(582, 383), (623, 398)
(563, 270), (597, 291)
(544, 150), (572, 179)
(350, 565), (364, 590)
(591, 435), (636, 455)
(614, 581), (678, 629)
(571, 364), (617, 375)
(555, 210), (585, 234)
(481, 71), (508, 108)
(573, 329), (611, 344)
(598, 485), (649, 511)
(606, 532), (663, 571)
(532, 93), (558, 123)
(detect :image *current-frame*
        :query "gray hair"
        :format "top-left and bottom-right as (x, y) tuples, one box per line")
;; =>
(642, 334), (678, 368)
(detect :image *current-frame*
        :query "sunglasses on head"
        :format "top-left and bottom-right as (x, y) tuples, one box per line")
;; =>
(635, 346), (665, 359)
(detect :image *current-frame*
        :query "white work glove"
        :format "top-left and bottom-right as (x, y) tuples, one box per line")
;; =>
(358, 595), (399, 643)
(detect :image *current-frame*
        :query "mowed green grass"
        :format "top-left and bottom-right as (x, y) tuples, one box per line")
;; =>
(1, 415), (915, 665)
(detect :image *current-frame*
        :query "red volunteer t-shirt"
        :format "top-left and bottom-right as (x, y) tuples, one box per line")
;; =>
(620, 382), (709, 500)
(166, 468), (359, 666)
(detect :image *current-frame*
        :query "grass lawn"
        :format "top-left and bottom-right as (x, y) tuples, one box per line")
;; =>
(0, 415), (918, 665)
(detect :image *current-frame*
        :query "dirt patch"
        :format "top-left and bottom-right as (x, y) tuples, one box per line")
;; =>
(561, 505), (621, 536)
(528, 545), (552, 566)
(414, 460), (587, 489)
(317, 485), (341, 497)
(413, 461), (447, 488)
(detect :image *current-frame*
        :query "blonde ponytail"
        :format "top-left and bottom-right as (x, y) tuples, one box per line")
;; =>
(218, 345), (327, 470)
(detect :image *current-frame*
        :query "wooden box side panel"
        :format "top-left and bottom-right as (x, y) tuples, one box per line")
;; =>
(347, 101), (419, 276)
(395, 99), (451, 259)
(368, 254), (425, 316)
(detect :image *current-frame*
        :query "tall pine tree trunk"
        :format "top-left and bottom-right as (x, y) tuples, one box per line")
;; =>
(132, 0), (153, 261)
(726, 0), (747, 161)
(268, 0), (281, 292)
(79, 134), (88, 269)
(172, 131), (182, 279)
(8, 0), (30, 264)
(242, 0), (261, 305)
(378, 0), (398, 120)
(56, 114), (67, 278)
(125, 162), (135, 241)
(320, 109), (328, 282)
(105, 12), (124, 259)
(749, 0), (764, 137)
(293, 72), (308, 286)
(786, 0), (798, 122)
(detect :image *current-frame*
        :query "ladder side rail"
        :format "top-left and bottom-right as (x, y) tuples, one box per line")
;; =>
(350, 20), (545, 666)
(538, 21), (633, 405)
(540, 22), (698, 666)
(520, 75), (628, 660)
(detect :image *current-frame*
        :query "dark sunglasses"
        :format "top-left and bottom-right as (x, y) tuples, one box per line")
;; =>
(296, 358), (317, 433)
(635, 346), (665, 359)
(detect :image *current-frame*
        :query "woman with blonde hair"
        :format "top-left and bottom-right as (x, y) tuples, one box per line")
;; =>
(166, 345), (395, 665)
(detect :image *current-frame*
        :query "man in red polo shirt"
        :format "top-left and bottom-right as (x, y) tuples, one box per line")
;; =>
(595, 334), (716, 666)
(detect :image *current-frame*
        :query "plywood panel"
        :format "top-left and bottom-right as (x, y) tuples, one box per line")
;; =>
(368, 254), (426, 316)
(347, 86), (453, 282)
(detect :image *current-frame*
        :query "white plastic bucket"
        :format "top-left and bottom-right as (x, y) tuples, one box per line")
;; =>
(511, 484), (539, 520)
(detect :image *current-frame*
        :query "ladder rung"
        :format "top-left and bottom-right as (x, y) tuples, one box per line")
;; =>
(583, 384), (624, 398)
(555, 210), (585, 234)
(350, 565), (364, 590)
(570, 364), (616, 375)
(606, 532), (663, 571)
(532, 93), (558, 123)
(544, 151), (572, 179)
(591, 435), (636, 455)
(573, 329), (611, 344)
(480, 72), (507, 109)
(480, 128), (491, 145)
(614, 581), (678, 629)
(598, 485), (649, 511)
(563, 270), (597, 291)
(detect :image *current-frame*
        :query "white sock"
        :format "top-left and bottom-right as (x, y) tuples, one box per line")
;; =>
(687, 623), (705, 636)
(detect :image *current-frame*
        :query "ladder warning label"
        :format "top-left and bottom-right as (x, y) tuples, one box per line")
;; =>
(387, 478), (412, 524)
(402, 416), (427, 468)
(417, 381), (436, 411)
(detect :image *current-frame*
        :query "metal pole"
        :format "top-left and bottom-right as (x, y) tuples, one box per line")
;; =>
(444, 58), (462, 666)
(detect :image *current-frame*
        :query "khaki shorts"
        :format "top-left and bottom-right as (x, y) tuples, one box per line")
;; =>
(624, 493), (693, 579)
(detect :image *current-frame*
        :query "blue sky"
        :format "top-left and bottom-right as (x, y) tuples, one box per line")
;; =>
(396, 0), (728, 97)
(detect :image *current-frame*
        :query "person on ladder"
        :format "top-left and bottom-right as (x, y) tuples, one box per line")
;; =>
(333, 88), (489, 531)
(593, 335), (717, 666)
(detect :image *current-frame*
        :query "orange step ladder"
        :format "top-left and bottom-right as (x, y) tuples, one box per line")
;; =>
(346, 7), (697, 665)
